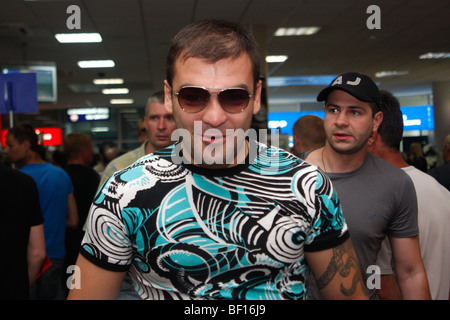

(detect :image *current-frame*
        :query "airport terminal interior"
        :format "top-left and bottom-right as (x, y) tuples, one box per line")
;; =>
(1, 0), (450, 165)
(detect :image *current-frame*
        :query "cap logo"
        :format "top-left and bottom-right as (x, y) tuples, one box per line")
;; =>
(331, 76), (361, 86)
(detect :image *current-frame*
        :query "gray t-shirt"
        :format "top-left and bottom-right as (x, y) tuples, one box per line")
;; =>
(308, 152), (418, 299)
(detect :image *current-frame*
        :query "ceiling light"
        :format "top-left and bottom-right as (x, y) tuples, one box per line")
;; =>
(274, 27), (321, 37)
(78, 60), (115, 68)
(55, 33), (102, 43)
(110, 99), (134, 104)
(419, 52), (450, 59)
(91, 127), (110, 133)
(93, 78), (124, 85)
(266, 55), (288, 63)
(102, 88), (129, 94)
(375, 71), (409, 78)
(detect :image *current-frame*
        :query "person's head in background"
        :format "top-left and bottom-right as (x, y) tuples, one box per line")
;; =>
(292, 115), (326, 157)
(64, 132), (95, 166)
(144, 90), (177, 154)
(5, 124), (40, 168)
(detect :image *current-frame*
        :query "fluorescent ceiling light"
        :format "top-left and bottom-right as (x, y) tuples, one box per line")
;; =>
(274, 27), (321, 37)
(91, 127), (110, 133)
(419, 52), (450, 59)
(93, 78), (124, 85)
(266, 55), (288, 63)
(78, 60), (115, 68)
(375, 71), (409, 78)
(55, 33), (102, 43)
(110, 99), (134, 104)
(102, 88), (129, 94)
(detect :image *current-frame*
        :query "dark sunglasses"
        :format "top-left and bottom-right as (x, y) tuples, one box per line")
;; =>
(171, 86), (254, 113)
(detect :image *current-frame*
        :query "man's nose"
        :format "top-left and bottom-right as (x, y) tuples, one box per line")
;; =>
(157, 117), (167, 129)
(335, 111), (349, 127)
(201, 95), (227, 128)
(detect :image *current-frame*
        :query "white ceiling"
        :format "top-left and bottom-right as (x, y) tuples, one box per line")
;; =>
(1, 0), (449, 113)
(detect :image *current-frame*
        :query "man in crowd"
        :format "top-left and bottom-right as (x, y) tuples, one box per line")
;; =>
(292, 114), (326, 158)
(63, 132), (100, 297)
(95, 90), (176, 299)
(5, 124), (78, 299)
(1, 163), (46, 299)
(305, 72), (430, 299)
(99, 90), (176, 187)
(68, 19), (367, 300)
(368, 90), (450, 300)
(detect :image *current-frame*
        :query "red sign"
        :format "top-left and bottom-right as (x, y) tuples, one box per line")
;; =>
(1, 127), (63, 147)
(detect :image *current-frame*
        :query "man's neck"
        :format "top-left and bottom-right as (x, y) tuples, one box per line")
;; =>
(373, 147), (410, 169)
(27, 152), (45, 165)
(145, 141), (157, 155)
(324, 146), (367, 173)
(308, 144), (367, 173)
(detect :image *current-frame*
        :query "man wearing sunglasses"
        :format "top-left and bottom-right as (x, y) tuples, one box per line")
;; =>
(69, 19), (367, 300)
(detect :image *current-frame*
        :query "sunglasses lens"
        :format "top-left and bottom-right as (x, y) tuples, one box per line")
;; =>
(176, 87), (251, 113)
(178, 87), (209, 112)
(219, 89), (250, 113)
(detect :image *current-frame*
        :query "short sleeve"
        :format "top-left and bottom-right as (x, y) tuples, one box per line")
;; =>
(303, 170), (349, 252)
(79, 183), (133, 272)
(387, 174), (419, 238)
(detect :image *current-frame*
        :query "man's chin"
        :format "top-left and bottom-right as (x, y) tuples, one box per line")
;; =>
(329, 142), (366, 155)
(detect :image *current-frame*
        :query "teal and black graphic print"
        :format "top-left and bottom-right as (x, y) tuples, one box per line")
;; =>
(81, 142), (348, 300)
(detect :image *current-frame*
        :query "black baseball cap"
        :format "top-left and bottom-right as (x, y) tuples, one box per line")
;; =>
(317, 72), (381, 106)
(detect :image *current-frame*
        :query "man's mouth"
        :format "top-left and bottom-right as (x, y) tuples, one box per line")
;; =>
(333, 132), (352, 141)
(156, 134), (169, 141)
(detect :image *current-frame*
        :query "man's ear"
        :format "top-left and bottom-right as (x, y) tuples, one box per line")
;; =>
(368, 130), (378, 147)
(163, 80), (174, 113)
(22, 139), (31, 151)
(252, 80), (262, 115)
(373, 110), (383, 132)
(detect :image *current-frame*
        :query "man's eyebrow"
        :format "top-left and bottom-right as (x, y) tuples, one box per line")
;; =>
(325, 103), (366, 110)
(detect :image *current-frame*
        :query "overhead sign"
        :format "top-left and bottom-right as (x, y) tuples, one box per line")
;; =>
(0, 72), (38, 114)
(67, 107), (110, 122)
(401, 105), (434, 131)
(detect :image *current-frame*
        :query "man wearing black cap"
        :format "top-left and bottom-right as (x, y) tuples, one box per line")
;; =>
(305, 72), (431, 299)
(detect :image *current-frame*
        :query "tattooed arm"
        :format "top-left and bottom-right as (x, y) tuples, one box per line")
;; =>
(306, 239), (369, 300)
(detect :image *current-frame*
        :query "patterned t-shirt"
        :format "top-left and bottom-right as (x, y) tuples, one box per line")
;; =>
(81, 142), (348, 300)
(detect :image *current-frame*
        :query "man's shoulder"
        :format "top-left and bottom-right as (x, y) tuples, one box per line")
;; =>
(1, 164), (36, 189)
(368, 153), (408, 176)
(111, 147), (142, 166)
(404, 166), (450, 195)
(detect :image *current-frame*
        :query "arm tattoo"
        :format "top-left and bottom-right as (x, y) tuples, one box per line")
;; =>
(316, 240), (365, 296)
